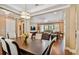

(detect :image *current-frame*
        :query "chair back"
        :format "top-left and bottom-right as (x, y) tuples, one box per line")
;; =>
(0, 38), (11, 55)
(35, 33), (42, 39)
(42, 37), (57, 55)
(42, 33), (50, 40)
(28, 33), (32, 39)
(12, 41), (21, 55)
(5, 39), (19, 55)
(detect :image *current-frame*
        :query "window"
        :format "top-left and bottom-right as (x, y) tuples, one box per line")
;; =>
(48, 25), (54, 31)
(53, 24), (59, 32)
(40, 25), (44, 32)
(44, 25), (49, 31)
(39, 24), (60, 32)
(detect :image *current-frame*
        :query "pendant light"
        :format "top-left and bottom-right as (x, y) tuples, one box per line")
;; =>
(21, 4), (31, 19)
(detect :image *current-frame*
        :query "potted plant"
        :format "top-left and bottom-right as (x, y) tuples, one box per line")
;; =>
(23, 33), (29, 44)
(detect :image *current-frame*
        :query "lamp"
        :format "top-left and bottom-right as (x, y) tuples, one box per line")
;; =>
(21, 4), (31, 19)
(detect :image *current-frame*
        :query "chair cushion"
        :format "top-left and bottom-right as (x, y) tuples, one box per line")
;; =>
(35, 33), (42, 39)
(28, 33), (32, 39)
(5, 39), (18, 55)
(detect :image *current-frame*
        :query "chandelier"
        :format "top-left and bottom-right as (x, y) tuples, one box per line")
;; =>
(21, 4), (31, 19)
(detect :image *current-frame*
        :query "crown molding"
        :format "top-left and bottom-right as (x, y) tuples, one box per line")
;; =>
(31, 5), (70, 16)
(0, 4), (20, 15)
(0, 4), (70, 17)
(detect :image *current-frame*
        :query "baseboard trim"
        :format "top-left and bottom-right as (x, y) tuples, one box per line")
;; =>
(65, 47), (76, 54)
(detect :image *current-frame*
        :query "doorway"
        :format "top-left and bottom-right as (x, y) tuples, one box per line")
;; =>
(16, 19), (24, 38)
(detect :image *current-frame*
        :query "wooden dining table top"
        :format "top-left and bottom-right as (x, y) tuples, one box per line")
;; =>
(16, 37), (50, 55)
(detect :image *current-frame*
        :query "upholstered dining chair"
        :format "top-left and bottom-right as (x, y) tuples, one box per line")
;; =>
(41, 33), (50, 40)
(35, 33), (42, 40)
(42, 37), (57, 55)
(28, 33), (32, 39)
(0, 38), (34, 55)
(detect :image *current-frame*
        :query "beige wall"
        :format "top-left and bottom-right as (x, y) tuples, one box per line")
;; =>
(76, 5), (79, 54)
(0, 13), (18, 39)
(65, 5), (76, 49)
(77, 5), (79, 31)
(69, 5), (76, 49)
(0, 15), (6, 37)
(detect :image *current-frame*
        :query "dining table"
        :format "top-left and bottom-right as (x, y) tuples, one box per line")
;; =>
(16, 37), (51, 55)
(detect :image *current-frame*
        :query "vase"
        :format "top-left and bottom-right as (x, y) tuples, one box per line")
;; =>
(24, 37), (28, 44)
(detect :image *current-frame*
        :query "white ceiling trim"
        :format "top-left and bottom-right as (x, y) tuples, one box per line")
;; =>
(6, 4), (22, 12)
(0, 4), (20, 15)
(31, 5), (70, 16)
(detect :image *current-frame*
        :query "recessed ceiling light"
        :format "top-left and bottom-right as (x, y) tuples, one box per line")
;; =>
(53, 12), (57, 14)
(44, 20), (48, 22)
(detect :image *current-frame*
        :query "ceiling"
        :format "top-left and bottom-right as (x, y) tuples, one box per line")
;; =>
(5, 4), (45, 12)
(0, 4), (70, 23)
(11, 4), (44, 10)
(0, 4), (70, 16)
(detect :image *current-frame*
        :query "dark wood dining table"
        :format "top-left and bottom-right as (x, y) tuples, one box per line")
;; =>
(16, 38), (51, 55)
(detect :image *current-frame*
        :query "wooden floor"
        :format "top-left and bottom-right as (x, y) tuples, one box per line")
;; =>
(50, 39), (64, 55)
(51, 39), (75, 55)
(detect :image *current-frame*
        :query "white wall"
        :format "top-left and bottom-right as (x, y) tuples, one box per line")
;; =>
(6, 18), (16, 38)
(25, 19), (30, 32)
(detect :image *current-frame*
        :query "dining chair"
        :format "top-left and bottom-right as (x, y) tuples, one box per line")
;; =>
(35, 33), (42, 40)
(0, 38), (11, 55)
(41, 33), (50, 40)
(12, 41), (34, 55)
(5, 39), (34, 55)
(0, 40), (3, 55)
(0, 38), (34, 55)
(31, 32), (37, 39)
(28, 33), (32, 39)
(42, 37), (57, 55)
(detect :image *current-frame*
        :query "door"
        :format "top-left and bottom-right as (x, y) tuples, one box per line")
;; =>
(17, 19), (24, 37)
